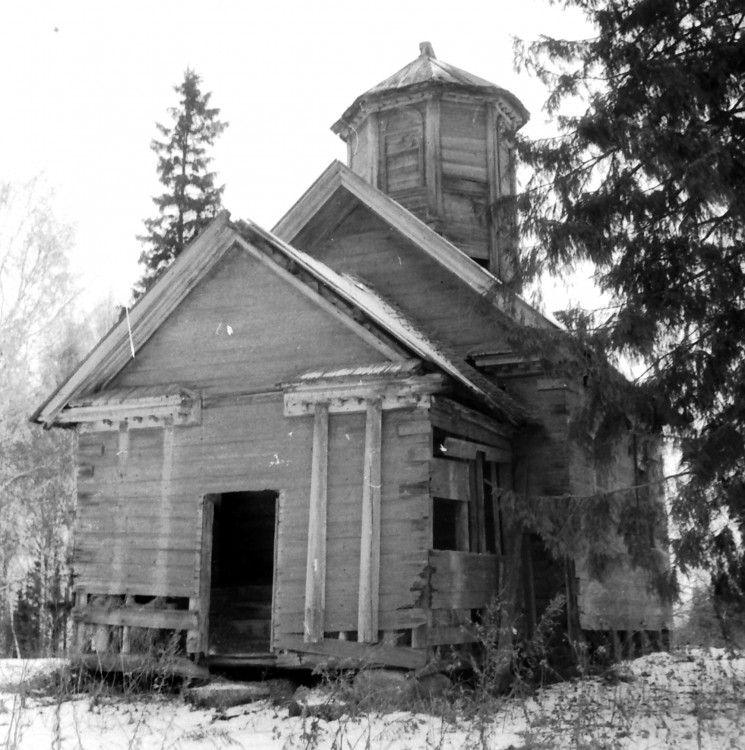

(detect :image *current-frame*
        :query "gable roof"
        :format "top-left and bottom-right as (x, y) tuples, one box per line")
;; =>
(33, 212), (531, 428)
(273, 160), (559, 331)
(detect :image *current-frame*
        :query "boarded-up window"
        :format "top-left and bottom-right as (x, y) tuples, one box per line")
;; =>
(379, 108), (424, 194)
(431, 431), (506, 554)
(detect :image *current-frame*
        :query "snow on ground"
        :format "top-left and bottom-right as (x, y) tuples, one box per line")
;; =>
(1, 649), (744, 749)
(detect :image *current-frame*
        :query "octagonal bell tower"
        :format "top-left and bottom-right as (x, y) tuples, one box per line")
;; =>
(332, 42), (529, 285)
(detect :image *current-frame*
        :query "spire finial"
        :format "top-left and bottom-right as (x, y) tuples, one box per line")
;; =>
(419, 41), (436, 59)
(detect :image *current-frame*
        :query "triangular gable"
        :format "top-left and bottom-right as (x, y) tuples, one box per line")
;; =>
(237, 220), (530, 425)
(34, 212), (529, 427)
(273, 161), (559, 331)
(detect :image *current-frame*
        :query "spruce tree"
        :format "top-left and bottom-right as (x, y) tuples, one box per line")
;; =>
(136, 69), (227, 295)
(512, 0), (745, 604)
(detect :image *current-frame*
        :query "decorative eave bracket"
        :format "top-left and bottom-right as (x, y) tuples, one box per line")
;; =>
(56, 388), (202, 431)
(282, 366), (446, 417)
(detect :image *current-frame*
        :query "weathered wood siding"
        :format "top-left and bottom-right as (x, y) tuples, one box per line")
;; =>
(74, 396), (313, 601)
(73, 243), (407, 645)
(379, 107), (426, 199)
(273, 406), (431, 640)
(348, 115), (378, 186)
(295, 205), (514, 357)
(440, 101), (490, 260)
(110, 245), (380, 395)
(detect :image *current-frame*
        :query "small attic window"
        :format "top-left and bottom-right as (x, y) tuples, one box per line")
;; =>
(379, 108), (424, 194)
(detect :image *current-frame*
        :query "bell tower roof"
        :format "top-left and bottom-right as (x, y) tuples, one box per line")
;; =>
(332, 42), (529, 138)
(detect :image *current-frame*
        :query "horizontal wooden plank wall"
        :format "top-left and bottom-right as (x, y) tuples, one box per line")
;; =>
(110, 246), (381, 395)
(74, 396), (314, 631)
(275, 406), (432, 644)
(422, 397), (514, 649)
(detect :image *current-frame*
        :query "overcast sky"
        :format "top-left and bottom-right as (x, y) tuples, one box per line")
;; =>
(2, 0), (591, 309)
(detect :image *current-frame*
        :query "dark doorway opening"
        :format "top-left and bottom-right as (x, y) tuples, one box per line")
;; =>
(208, 490), (277, 655)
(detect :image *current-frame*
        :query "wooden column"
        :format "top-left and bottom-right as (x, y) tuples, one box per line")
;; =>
(358, 399), (382, 643)
(154, 418), (174, 595)
(304, 402), (330, 643)
(193, 496), (214, 655)
(107, 422), (129, 629)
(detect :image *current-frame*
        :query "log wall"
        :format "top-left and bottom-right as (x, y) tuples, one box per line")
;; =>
(273, 406), (432, 642)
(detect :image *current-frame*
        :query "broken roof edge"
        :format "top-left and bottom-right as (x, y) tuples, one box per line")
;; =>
(272, 160), (561, 332)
